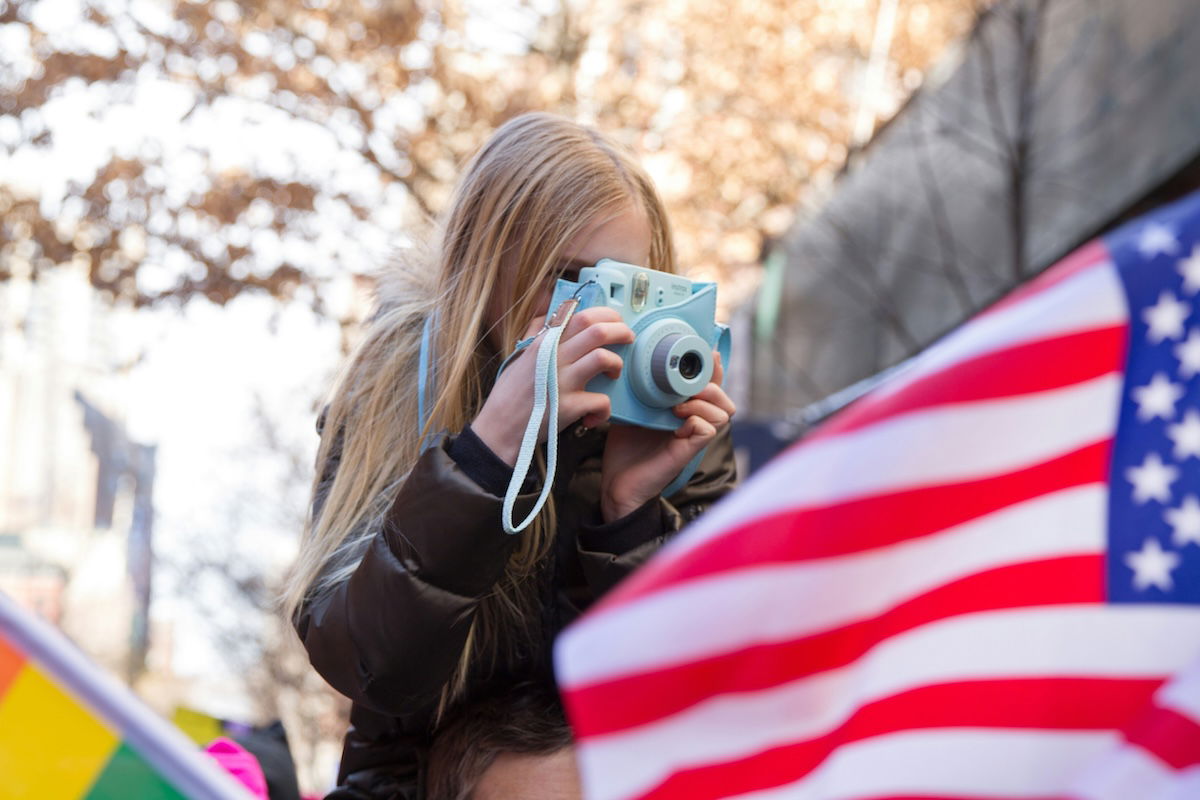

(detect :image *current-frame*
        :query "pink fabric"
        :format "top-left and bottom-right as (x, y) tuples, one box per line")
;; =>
(205, 736), (269, 799)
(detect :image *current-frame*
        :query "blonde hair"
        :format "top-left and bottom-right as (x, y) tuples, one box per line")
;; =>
(283, 112), (676, 706)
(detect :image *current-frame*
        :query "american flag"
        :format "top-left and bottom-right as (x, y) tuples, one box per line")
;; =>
(554, 190), (1200, 800)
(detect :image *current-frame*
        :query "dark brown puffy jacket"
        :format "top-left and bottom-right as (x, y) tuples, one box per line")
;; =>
(294, 418), (737, 799)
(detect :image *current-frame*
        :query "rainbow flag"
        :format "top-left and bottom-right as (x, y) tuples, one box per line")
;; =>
(0, 591), (250, 799)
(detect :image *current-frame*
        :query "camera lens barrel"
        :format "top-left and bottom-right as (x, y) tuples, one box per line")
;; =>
(649, 332), (713, 400)
(626, 319), (714, 409)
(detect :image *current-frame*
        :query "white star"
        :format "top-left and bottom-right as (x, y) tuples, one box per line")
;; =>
(1139, 223), (1180, 258)
(1126, 452), (1178, 504)
(1180, 244), (1200, 294)
(1143, 291), (1191, 343)
(1125, 537), (1181, 591)
(1176, 329), (1200, 378)
(1166, 495), (1200, 547)
(1167, 409), (1200, 459)
(1132, 372), (1184, 421)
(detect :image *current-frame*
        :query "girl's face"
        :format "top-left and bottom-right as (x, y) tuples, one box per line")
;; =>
(486, 202), (653, 352)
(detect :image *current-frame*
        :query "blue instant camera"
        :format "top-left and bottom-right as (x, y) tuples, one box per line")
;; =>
(548, 259), (731, 431)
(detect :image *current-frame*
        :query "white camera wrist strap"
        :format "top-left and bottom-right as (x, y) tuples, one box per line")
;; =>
(501, 294), (581, 535)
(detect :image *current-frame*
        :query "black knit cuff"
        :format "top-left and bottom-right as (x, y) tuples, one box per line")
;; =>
(578, 496), (666, 556)
(448, 424), (537, 498)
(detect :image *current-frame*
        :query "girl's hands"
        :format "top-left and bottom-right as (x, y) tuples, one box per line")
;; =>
(472, 307), (635, 466)
(473, 314), (735, 522)
(600, 352), (736, 523)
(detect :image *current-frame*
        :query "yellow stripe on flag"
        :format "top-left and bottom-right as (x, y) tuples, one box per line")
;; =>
(0, 665), (120, 799)
(172, 707), (225, 746)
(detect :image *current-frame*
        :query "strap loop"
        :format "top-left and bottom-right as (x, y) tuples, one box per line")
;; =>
(501, 295), (581, 534)
(501, 324), (564, 534)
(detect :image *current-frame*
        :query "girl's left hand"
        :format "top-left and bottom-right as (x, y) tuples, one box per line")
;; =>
(599, 352), (736, 523)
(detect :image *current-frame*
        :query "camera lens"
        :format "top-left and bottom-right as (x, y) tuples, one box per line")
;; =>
(678, 351), (703, 380)
(645, 329), (713, 404)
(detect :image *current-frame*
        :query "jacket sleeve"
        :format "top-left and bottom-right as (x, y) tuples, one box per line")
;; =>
(294, 431), (534, 717)
(575, 424), (739, 595)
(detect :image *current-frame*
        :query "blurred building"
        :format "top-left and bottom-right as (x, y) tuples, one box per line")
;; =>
(739, 0), (1200, 432)
(0, 256), (157, 682)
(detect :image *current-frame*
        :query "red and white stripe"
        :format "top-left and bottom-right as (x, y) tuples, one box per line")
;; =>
(1066, 658), (1200, 800)
(556, 244), (1200, 799)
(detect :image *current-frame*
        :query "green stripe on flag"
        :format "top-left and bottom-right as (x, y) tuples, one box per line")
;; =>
(85, 742), (187, 800)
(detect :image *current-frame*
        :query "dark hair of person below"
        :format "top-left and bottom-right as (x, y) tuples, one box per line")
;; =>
(425, 680), (574, 800)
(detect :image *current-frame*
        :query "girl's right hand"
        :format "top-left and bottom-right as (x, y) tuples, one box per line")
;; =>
(472, 307), (635, 467)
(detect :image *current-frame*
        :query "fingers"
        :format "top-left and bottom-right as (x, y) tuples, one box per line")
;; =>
(562, 306), (624, 339)
(673, 398), (731, 429)
(673, 414), (718, 441)
(694, 380), (737, 415)
(556, 307), (633, 386)
(561, 347), (624, 386)
(515, 308), (733, 441)
(674, 379), (736, 424)
(558, 320), (635, 365)
(566, 391), (612, 430)
(558, 308), (634, 367)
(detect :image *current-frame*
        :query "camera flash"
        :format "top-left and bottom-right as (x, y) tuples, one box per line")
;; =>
(631, 272), (650, 312)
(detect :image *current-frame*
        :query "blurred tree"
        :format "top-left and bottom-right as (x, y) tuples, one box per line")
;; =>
(572, 0), (981, 299)
(0, 0), (978, 321)
(2, 0), (430, 319)
(164, 390), (348, 792)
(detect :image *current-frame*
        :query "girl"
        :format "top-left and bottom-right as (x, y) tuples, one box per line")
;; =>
(284, 112), (737, 799)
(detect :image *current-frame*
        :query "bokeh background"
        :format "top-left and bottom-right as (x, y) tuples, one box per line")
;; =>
(0, 0), (994, 791)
